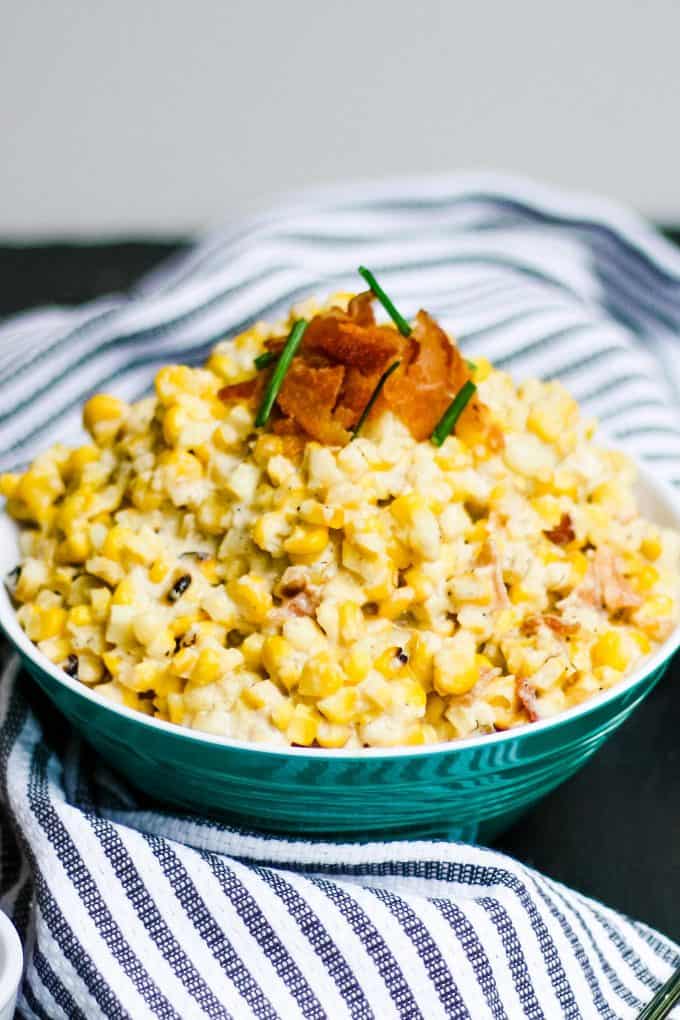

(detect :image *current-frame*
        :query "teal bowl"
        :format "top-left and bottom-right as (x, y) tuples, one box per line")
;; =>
(2, 457), (679, 844)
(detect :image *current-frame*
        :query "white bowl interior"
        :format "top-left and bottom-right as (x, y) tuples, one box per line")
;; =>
(0, 445), (679, 759)
(0, 912), (22, 1018)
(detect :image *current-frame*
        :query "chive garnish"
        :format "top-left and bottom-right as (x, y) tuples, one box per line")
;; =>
(254, 351), (278, 370)
(352, 360), (401, 439)
(358, 266), (411, 337)
(430, 380), (477, 446)
(255, 319), (308, 427)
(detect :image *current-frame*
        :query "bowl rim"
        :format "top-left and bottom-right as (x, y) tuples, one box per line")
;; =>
(0, 910), (22, 1013)
(1, 446), (679, 761)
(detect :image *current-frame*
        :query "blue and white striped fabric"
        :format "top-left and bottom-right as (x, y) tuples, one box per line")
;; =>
(1, 174), (680, 1018)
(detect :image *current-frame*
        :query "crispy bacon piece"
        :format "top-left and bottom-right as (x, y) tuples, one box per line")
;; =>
(517, 678), (539, 722)
(347, 290), (376, 326)
(592, 546), (642, 613)
(277, 360), (349, 446)
(304, 315), (401, 374)
(218, 375), (265, 403)
(544, 513), (575, 546)
(522, 614), (579, 638)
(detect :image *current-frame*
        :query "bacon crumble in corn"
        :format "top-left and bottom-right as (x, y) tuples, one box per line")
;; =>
(3, 292), (679, 748)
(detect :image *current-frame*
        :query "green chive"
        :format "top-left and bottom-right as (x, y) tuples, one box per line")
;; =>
(358, 266), (411, 337)
(254, 319), (308, 427)
(254, 351), (278, 370)
(430, 380), (477, 446)
(351, 361), (401, 439)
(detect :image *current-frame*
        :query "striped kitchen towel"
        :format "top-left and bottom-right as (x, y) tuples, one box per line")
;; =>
(1, 174), (680, 1018)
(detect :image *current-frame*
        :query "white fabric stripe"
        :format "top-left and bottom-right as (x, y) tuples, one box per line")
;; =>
(234, 863), (351, 1020)
(278, 871), (399, 1020)
(22, 956), (70, 1020)
(172, 846), (303, 1020)
(31, 904), (109, 1020)
(116, 833), (260, 1020)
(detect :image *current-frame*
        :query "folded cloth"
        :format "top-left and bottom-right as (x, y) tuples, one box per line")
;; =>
(1, 174), (680, 1019)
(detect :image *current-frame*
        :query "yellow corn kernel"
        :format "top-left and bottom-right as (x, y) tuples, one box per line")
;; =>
(494, 608), (518, 637)
(404, 725), (426, 746)
(69, 604), (93, 627)
(379, 588), (414, 620)
(403, 566), (433, 601)
(68, 445), (99, 475)
(171, 646), (198, 678)
(338, 601), (363, 643)
(167, 693), (184, 725)
(33, 606), (67, 641)
(101, 525), (132, 563)
(149, 559), (169, 584)
(434, 632), (479, 696)
(198, 557), (219, 585)
(390, 491), (425, 525)
(425, 693), (446, 725)
(130, 477), (163, 512)
(90, 587), (111, 621)
(509, 582), (534, 605)
(632, 629), (651, 655)
(126, 661), (166, 693)
(298, 656), (344, 698)
(375, 647), (409, 679)
(102, 651), (122, 676)
(57, 533), (91, 564)
(316, 722), (351, 748)
(344, 646), (372, 685)
(464, 521), (488, 544)
(271, 701), (295, 732)
(362, 674), (393, 709)
(0, 473), (20, 499)
(112, 577), (136, 606)
(262, 635), (294, 685)
(83, 393), (126, 434)
(163, 404), (189, 447)
(470, 356), (492, 382)
(591, 630), (628, 672)
(240, 633), (264, 670)
(396, 676), (427, 710)
(242, 685), (266, 709)
(407, 634), (433, 685)
(228, 575), (272, 624)
(287, 708), (318, 746)
(568, 550), (589, 584)
(191, 648), (223, 687)
(169, 613), (200, 638)
(318, 686), (358, 724)
(526, 404), (560, 444)
(157, 448), (203, 481)
(206, 351), (236, 379)
(636, 564), (659, 593)
(641, 531), (663, 562)
(155, 364), (194, 404)
(283, 525), (329, 557)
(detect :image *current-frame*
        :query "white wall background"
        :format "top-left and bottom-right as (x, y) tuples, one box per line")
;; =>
(1, 0), (679, 238)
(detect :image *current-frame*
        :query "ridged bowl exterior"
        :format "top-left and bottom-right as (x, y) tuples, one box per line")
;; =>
(21, 651), (672, 843)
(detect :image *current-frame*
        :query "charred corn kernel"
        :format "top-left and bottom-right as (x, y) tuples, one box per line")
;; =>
(591, 630), (629, 672)
(242, 685), (266, 709)
(298, 656), (344, 698)
(636, 564), (659, 593)
(228, 575), (272, 624)
(283, 526), (329, 557)
(0, 473), (20, 499)
(149, 559), (169, 584)
(338, 601), (363, 643)
(191, 648), (223, 687)
(641, 531), (663, 561)
(287, 709), (318, 746)
(112, 577), (136, 606)
(375, 647), (408, 678)
(344, 646), (372, 685)
(83, 393), (126, 433)
(318, 687), (358, 724)
(69, 605), (93, 627)
(271, 701), (295, 731)
(316, 722), (351, 748)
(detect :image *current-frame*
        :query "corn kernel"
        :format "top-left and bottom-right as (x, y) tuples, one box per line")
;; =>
(33, 605), (67, 641)
(271, 701), (294, 731)
(283, 526), (329, 557)
(641, 531), (663, 562)
(0, 473), (20, 499)
(228, 575), (272, 624)
(69, 605), (93, 627)
(112, 577), (136, 606)
(338, 601), (363, 643)
(167, 693), (184, 725)
(344, 646), (372, 685)
(316, 722), (350, 748)
(149, 559), (169, 584)
(591, 630), (628, 672)
(242, 685), (266, 709)
(298, 656), (344, 698)
(318, 687), (358, 724)
(636, 564), (659, 593)
(287, 709), (318, 746)
(163, 405), (189, 447)
(83, 394), (127, 437)
(191, 647), (223, 687)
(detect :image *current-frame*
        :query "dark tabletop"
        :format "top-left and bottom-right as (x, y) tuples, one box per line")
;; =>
(2, 237), (679, 942)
